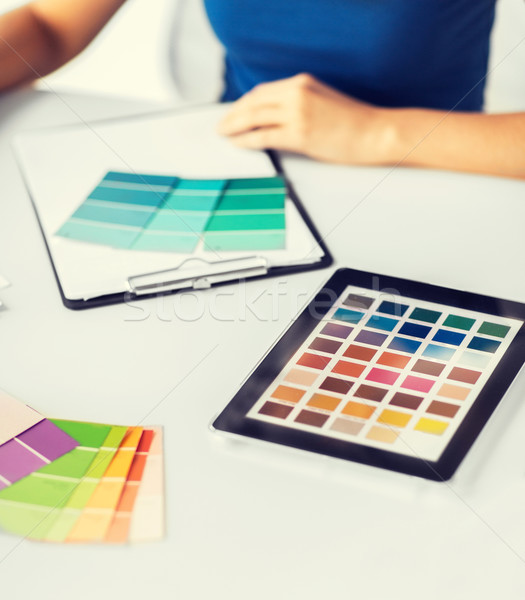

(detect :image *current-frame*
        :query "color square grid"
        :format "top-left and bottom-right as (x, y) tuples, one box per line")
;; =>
(248, 287), (522, 462)
(56, 171), (287, 253)
(0, 419), (164, 544)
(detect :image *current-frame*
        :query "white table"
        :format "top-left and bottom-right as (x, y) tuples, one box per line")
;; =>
(1, 89), (525, 600)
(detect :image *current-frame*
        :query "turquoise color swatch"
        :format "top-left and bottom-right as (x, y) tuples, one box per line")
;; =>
(56, 172), (287, 253)
(133, 179), (226, 252)
(57, 172), (176, 248)
(203, 177), (286, 251)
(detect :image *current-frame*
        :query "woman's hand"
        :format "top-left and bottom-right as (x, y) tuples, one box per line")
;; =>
(218, 73), (525, 179)
(217, 73), (394, 165)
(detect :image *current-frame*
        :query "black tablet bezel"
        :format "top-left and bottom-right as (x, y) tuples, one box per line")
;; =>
(212, 268), (525, 481)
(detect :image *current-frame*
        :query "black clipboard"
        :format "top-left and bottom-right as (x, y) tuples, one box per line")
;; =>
(13, 106), (332, 310)
(212, 268), (525, 481)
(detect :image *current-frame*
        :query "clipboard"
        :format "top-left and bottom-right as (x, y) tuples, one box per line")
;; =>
(13, 105), (332, 309)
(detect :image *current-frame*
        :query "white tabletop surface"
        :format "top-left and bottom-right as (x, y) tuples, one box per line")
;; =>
(1, 88), (525, 599)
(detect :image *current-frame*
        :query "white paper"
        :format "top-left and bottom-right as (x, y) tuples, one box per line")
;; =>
(0, 389), (43, 446)
(14, 105), (324, 300)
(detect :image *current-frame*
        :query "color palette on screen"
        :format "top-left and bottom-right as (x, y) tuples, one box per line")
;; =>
(56, 171), (286, 253)
(248, 287), (522, 462)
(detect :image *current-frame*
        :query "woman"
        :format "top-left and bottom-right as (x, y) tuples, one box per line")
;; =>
(1, 0), (524, 179)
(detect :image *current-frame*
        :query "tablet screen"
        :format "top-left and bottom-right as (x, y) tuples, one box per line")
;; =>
(213, 269), (525, 480)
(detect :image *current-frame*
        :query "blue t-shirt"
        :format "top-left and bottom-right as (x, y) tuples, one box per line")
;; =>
(204, 0), (496, 111)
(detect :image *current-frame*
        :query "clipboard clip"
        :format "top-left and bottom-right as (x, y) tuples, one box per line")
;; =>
(127, 256), (269, 295)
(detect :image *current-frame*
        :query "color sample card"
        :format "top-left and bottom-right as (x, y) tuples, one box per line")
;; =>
(56, 172), (176, 248)
(0, 419), (164, 544)
(105, 428), (155, 543)
(0, 390), (78, 491)
(65, 426), (143, 543)
(213, 269), (525, 480)
(56, 171), (286, 253)
(0, 420), (126, 540)
(118, 427), (164, 543)
(133, 178), (226, 252)
(203, 177), (286, 251)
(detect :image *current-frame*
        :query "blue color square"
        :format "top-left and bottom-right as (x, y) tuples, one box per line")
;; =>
(377, 300), (409, 316)
(422, 344), (455, 361)
(432, 329), (466, 346)
(365, 315), (399, 332)
(399, 322), (432, 339)
(388, 337), (422, 354)
(467, 336), (501, 353)
(333, 308), (364, 324)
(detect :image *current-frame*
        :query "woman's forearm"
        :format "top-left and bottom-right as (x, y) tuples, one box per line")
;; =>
(379, 108), (525, 180)
(0, 0), (126, 92)
(220, 75), (525, 180)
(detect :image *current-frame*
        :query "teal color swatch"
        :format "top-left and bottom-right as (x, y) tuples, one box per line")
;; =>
(133, 178), (226, 252)
(57, 171), (176, 248)
(203, 177), (286, 251)
(56, 172), (287, 253)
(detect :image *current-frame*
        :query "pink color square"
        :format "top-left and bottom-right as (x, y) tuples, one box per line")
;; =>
(401, 375), (435, 393)
(366, 368), (400, 386)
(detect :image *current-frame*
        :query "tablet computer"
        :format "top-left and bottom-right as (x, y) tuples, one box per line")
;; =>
(212, 268), (525, 480)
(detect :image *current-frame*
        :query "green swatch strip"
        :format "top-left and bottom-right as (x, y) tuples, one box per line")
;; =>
(56, 172), (286, 253)
(0, 420), (126, 541)
(203, 177), (286, 251)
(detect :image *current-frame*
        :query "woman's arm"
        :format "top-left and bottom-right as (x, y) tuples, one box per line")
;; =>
(218, 74), (525, 180)
(0, 0), (126, 91)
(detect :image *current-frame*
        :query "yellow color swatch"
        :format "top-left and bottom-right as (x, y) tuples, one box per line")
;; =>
(86, 480), (124, 509)
(377, 409), (411, 428)
(415, 417), (449, 435)
(67, 512), (113, 541)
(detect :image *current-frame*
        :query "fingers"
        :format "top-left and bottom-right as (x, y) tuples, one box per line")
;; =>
(228, 126), (294, 151)
(218, 105), (284, 136)
(218, 73), (321, 136)
(217, 73), (341, 155)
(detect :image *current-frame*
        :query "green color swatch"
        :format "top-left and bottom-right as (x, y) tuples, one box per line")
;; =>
(443, 314), (475, 331)
(203, 177), (286, 251)
(478, 321), (511, 338)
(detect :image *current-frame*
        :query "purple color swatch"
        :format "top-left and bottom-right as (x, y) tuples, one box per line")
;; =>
(0, 439), (47, 482)
(355, 330), (388, 347)
(17, 419), (77, 461)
